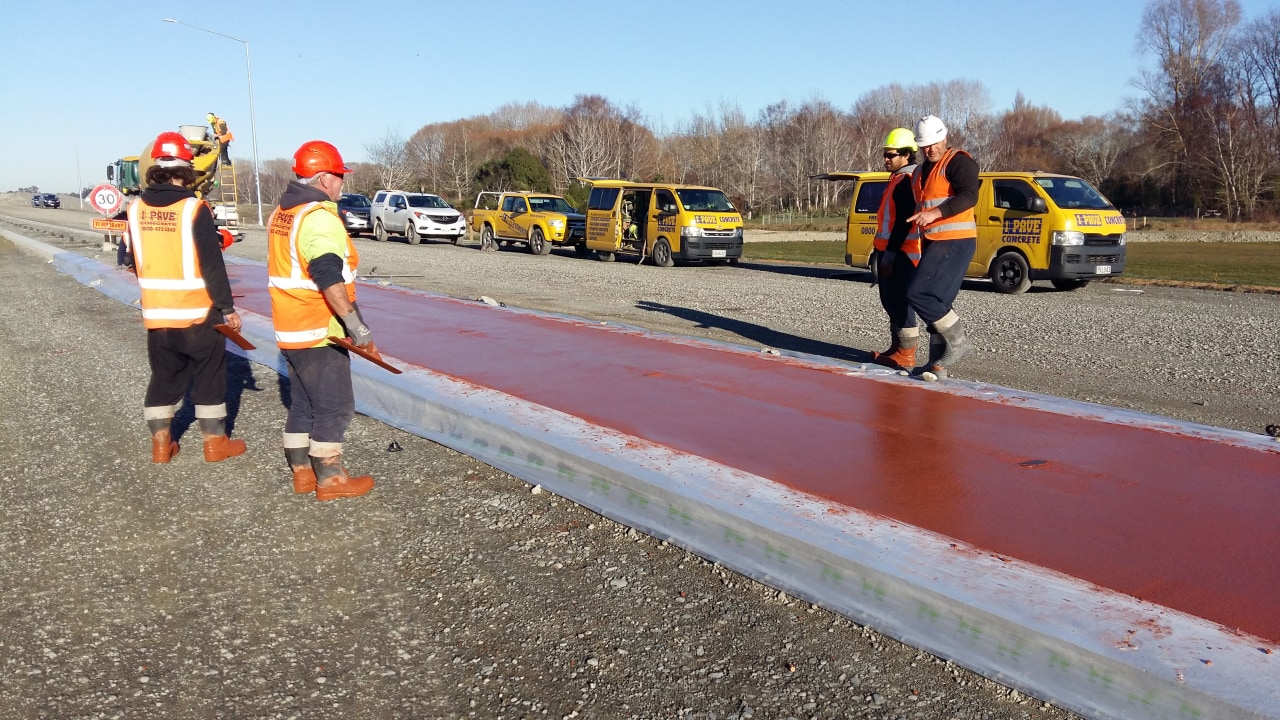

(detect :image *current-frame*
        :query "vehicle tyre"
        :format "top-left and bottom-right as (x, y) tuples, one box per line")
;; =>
(868, 250), (881, 286)
(651, 238), (674, 268)
(1051, 278), (1090, 291)
(596, 251), (616, 262)
(373, 220), (387, 242)
(529, 227), (550, 255)
(479, 226), (497, 252)
(990, 251), (1032, 294)
(728, 257), (740, 266)
(405, 223), (422, 245)
(575, 242), (590, 256)
(451, 234), (460, 245)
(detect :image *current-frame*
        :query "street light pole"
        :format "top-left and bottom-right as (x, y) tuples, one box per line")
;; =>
(162, 18), (264, 227)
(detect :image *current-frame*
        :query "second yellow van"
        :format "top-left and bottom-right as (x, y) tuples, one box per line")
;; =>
(581, 179), (744, 266)
(816, 171), (1127, 293)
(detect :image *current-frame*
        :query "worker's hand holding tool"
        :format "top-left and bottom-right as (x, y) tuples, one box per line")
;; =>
(223, 311), (242, 332)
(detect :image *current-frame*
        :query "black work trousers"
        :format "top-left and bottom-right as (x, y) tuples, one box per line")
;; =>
(905, 237), (976, 327)
(877, 251), (919, 329)
(282, 344), (354, 445)
(144, 315), (227, 408)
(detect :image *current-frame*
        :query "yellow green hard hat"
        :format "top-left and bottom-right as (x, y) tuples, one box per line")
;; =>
(883, 127), (918, 152)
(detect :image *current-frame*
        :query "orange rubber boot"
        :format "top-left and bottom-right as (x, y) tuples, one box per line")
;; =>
(147, 418), (179, 464)
(871, 328), (918, 371)
(285, 446), (317, 494)
(203, 435), (247, 462)
(311, 454), (375, 501)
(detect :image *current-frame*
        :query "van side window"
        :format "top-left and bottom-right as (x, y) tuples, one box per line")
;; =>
(655, 189), (677, 214)
(588, 187), (620, 211)
(854, 182), (886, 214)
(993, 180), (1034, 212)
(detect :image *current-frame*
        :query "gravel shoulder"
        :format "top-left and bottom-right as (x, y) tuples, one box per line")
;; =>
(0, 207), (1093, 717)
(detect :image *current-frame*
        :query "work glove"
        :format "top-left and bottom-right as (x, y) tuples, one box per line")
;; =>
(878, 251), (896, 278)
(339, 310), (374, 348)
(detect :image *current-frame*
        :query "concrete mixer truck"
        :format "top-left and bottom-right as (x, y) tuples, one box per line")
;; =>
(105, 123), (241, 238)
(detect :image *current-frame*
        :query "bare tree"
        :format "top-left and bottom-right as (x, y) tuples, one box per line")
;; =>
(365, 129), (413, 192)
(1051, 115), (1133, 189)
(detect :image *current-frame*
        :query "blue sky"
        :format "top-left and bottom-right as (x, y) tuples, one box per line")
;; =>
(3, 0), (1276, 194)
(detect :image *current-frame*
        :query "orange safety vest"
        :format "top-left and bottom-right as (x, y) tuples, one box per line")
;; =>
(910, 148), (977, 241)
(873, 170), (922, 265)
(126, 197), (213, 329)
(213, 118), (234, 144)
(267, 202), (358, 349)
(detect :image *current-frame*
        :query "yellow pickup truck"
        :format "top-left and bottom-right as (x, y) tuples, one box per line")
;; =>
(470, 191), (587, 255)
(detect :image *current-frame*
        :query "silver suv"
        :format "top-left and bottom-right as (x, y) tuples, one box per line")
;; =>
(369, 190), (466, 245)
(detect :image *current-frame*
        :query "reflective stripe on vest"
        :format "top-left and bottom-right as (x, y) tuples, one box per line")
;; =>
(911, 148), (977, 241)
(126, 197), (212, 329)
(872, 171), (922, 264)
(267, 202), (358, 349)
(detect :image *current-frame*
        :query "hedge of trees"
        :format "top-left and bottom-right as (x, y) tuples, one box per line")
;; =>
(239, 0), (1276, 221)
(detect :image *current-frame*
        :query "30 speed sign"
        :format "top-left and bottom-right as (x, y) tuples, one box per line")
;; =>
(89, 183), (124, 215)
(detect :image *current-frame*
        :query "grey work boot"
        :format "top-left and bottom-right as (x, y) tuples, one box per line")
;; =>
(924, 320), (974, 381)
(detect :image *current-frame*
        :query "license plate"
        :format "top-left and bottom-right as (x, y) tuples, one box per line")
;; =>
(711, 249), (726, 258)
(1096, 265), (1111, 274)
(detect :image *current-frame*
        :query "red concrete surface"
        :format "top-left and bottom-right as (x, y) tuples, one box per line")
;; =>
(232, 266), (1280, 642)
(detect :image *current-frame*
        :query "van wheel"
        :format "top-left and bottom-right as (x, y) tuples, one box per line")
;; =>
(990, 251), (1032, 294)
(596, 251), (616, 262)
(651, 238), (674, 268)
(479, 226), (497, 252)
(868, 250), (881, 286)
(529, 227), (550, 255)
(405, 224), (422, 245)
(1051, 278), (1090, 291)
(373, 220), (387, 242)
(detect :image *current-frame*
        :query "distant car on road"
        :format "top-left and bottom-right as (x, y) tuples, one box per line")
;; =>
(37, 193), (60, 208)
(338, 193), (372, 237)
(31, 194), (41, 207)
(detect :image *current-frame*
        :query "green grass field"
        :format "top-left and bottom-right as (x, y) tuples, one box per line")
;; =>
(741, 241), (1280, 289)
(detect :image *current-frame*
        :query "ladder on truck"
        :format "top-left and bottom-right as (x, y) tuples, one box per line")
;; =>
(213, 161), (241, 236)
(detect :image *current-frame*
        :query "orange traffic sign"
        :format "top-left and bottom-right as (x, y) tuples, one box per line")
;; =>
(92, 218), (128, 232)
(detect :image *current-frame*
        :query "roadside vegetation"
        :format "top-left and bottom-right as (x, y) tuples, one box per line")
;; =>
(743, 239), (1280, 290)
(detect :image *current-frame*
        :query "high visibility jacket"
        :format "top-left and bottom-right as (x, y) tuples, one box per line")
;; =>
(126, 197), (213, 329)
(873, 170), (922, 265)
(911, 148), (977, 241)
(267, 202), (358, 349)
(212, 117), (234, 144)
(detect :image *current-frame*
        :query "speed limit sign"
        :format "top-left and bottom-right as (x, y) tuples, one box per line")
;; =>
(90, 183), (124, 215)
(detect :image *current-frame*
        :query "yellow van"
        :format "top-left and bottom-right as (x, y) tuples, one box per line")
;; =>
(581, 179), (744, 266)
(816, 171), (1127, 293)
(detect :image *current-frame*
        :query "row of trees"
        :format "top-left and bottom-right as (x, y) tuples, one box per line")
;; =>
(230, 0), (1277, 221)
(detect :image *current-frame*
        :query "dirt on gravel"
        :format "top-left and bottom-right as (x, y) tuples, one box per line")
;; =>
(0, 208), (1090, 719)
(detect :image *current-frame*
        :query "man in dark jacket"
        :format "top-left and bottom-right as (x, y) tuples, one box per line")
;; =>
(123, 131), (247, 464)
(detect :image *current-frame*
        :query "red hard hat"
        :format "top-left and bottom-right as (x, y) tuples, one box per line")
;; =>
(292, 140), (351, 178)
(151, 131), (194, 164)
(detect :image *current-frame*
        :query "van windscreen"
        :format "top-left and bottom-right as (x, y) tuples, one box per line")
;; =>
(675, 189), (735, 212)
(1034, 178), (1114, 210)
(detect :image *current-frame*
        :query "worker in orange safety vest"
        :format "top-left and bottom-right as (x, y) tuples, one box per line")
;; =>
(869, 127), (922, 371)
(905, 115), (980, 381)
(207, 112), (233, 165)
(123, 130), (247, 464)
(266, 140), (378, 501)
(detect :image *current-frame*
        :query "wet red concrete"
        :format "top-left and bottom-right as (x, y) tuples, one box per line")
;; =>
(230, 266), (1280, 642)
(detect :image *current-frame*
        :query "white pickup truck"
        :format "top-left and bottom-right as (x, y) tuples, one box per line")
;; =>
(369, 190), (467, 245)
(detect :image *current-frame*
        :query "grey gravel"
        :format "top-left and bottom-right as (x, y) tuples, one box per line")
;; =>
(3, 197), (1277, 718)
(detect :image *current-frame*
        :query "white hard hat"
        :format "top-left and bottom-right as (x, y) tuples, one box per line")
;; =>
(915, 115), (947, 147)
